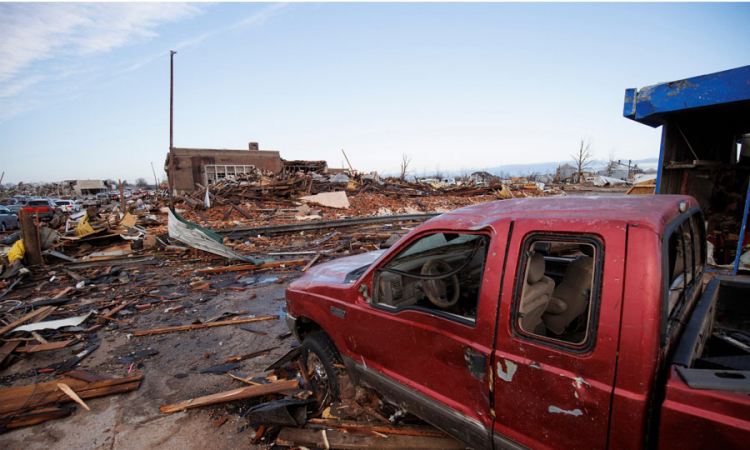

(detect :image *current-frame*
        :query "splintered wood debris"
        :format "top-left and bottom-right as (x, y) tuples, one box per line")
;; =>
(0, 171), (552, 444)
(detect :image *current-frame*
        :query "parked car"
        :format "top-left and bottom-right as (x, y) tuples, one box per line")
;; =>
(96, 193), (110, 204)
(53, 199), (81, 213)
(20, 199), (62, 221)
(0, 206), (19, 231)
(81, 196), (100, 208)
(108, 191), (120, 201)
(284, 195), (750, 450)
(0, 198), (23, 214)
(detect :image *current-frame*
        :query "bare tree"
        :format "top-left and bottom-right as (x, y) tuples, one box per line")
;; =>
(135, 177), (149, 188)
(399, 153), (412, 181)
(571, 139), (594, 183)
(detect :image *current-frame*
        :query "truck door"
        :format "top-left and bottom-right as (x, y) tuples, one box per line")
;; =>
(492, 219), (626, 449)
(348, 223), (510, 450)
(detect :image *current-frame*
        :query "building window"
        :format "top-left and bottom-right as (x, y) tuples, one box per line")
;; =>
(204, 165), (256, 184)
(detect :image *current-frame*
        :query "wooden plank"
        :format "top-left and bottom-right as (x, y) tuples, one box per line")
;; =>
(52, 286), (74, 300)
(221, 346), (278, 363)
(132, 315), (278, 337)
(160, 379), (299, 413)
(227, 373), (261, 386)
(275, 427), (467, 449)
(99, 300), (135, 322)
(0, 375), (142, 416)
(57, 383), (90, 411)
(189, 259), (308, 275)
(230, 203), (253, 220)
(0, 340), (22, 367)
(301, 253), (321, 272)
(65, 370), (110, 383)
(16, 339), (76, 353)
(0, 306), (54, 336)
(18, 209), (43, 266)
(2, 406), (74, 429)
(306, 419), (451, 438)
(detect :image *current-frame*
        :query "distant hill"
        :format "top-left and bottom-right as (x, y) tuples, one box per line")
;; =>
(407, 157), (659, 179)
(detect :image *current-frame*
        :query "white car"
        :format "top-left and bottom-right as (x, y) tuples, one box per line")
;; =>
(54, 199), (81, 213)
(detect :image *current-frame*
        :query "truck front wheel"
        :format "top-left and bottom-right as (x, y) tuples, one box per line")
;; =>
(301, 332), (344, 405)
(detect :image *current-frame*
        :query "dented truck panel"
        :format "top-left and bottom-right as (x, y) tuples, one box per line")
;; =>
(491, 215), (627, 450)
(285, 195), (740, 449)
(658, 366), (750, 449)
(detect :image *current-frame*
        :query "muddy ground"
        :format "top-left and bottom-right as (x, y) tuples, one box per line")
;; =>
(1, 263), (297, 450)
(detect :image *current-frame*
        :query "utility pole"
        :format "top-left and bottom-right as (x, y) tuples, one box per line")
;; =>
(168, 50), (177, 209)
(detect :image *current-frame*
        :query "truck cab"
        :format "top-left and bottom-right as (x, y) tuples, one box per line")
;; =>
(285, 195), (750, 449)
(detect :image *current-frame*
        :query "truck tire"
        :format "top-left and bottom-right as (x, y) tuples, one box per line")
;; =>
(301, 332), (345, 401)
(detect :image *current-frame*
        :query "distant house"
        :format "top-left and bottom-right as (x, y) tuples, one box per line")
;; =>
(557, 164), (579, 182)
(537, 174), (555, 184)
(65, 180), (107, 196)
(598, 161), (645, 181)
(470, 171), (496, 185)
(598, 162), (630, 180)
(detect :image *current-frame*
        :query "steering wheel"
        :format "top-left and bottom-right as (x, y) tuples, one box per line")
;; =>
(421, 258), (460, 308)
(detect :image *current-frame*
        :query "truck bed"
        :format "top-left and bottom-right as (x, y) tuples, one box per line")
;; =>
(658, 277), (750, 449)
(673, 277), (750, 389)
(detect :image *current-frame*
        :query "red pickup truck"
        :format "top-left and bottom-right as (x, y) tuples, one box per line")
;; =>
(285, 195), (750, 449)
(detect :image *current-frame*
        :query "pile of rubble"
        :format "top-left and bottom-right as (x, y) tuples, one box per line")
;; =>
(174, 171), (561, 232)
(0, 175), (562, 447)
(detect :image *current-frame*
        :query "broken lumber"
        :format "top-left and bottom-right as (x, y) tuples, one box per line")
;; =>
(0, 340), (22, 368)
(0, 374), (142, 416)
(1, 406), (74, 430)
(99, 300), (135, 323)
(190, 260), (307, 275)
(275, 427), (466, 449)
(222, 346), (279, 363)
(0, 306), (55, 336)
(306, 419), (451, 438)
(16, 339), (76, 353)
(132, 315), (279, 336)
(301, 253), (321, 272)
(57, 383), (90, 411)
(159, 378), (298, 413)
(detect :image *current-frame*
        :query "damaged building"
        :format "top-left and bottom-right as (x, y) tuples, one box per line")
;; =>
(63, 179), (108, 196)
(166, 142), (282, 193)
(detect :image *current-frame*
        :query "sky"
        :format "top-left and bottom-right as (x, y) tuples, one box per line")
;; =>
(1, 2), (749, 184)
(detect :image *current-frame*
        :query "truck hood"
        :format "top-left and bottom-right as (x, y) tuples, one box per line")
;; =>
(297, 249), (387, 285)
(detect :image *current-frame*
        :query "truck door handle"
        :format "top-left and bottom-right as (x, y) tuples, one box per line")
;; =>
(464, 347), (486, 381)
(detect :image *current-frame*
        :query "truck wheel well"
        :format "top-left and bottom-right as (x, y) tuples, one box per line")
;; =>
(296, 317), (323, 340)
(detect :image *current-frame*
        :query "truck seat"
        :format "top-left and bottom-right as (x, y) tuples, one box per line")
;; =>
(519, 252), (555, 333)
(543, 253), (594, 335)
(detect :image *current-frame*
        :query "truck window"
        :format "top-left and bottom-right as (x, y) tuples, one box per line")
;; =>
(514, 238), (600, 347)
(664, 212), (705, 342)
(372, 232), (489, 324)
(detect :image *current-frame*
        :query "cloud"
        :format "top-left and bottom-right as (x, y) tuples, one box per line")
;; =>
(0, 3), (203, 84)
(0, 75), (43, 98)
(118, 3), (289, 75)
(228, 2), (288, 31)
